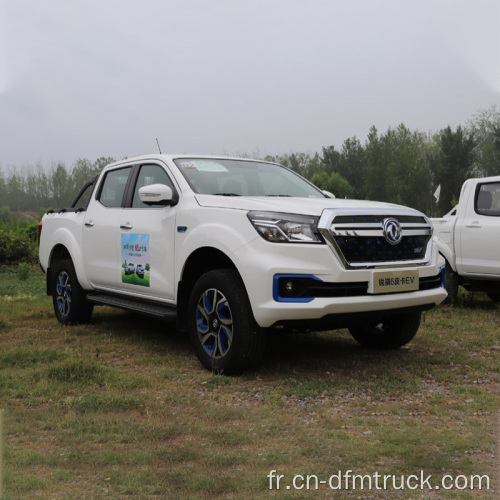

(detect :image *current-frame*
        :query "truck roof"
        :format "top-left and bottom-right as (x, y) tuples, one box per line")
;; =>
(106, 154), (278, 168)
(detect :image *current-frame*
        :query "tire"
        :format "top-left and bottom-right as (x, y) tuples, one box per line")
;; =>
(188, 269), (266, 374)
(51, 258), (93, 325)
(349, 311), (421, 349)
(443, 262), (459, 305)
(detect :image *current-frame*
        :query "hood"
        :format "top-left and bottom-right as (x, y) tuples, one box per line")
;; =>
(194, 194), (413, 216)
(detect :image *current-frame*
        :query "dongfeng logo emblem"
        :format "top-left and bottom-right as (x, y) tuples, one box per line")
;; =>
(382, 218), (402, 245)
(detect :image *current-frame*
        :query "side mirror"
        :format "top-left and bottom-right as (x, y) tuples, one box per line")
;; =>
(322, 190), (336, 199)
(139, 184), (178, 206)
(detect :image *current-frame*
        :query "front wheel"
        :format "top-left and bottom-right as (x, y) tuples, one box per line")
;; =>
(188, 269), (266, 374)
(51, 258), (93, 325)
(349, 312), (421, 349)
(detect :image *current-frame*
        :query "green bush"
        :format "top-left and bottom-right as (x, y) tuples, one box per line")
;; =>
(0, 227), (37, 263)
(311, 171), (354, 198)
(23, 223), (39, 242)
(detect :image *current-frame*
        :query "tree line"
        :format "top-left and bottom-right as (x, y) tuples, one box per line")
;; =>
(0, 157), (114, 218)
(1, 106), (499, 218)
(266, 106), (500, 216)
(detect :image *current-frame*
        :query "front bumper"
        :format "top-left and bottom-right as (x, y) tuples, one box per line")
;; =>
(232, 237), (447, 328)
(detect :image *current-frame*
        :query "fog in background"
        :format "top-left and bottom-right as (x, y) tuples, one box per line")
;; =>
(1, 0), (499, 167)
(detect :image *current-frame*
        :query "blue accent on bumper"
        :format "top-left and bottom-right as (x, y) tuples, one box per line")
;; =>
(273, 274), (322, 303)
(439, 265), (446, 288)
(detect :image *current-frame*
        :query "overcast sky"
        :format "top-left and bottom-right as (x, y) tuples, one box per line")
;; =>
(1, 0), (499, 169)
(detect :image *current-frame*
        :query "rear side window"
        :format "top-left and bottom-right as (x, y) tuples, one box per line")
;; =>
(98, 167), (132, 208)
(72, 181), (95, 210)
(475, 182), (500, 217)
(69, 175), (98, 210)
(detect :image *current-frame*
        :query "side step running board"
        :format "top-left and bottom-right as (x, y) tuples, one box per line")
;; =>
(86, 292), (177, 320)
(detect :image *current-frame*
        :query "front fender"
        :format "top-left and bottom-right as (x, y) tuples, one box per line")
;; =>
(175, 209), (258, 282)
(434, 237), (456, 272)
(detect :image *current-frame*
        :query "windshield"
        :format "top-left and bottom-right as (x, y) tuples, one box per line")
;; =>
(174, 158), (325, 198)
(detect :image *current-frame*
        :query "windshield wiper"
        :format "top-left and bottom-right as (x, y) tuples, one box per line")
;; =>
(266, 194), (291, 197)
(213, 193), (241, 196)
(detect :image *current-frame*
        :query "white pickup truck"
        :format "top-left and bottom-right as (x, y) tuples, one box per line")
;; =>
(432, 176), (500, 303)
(39, 154), (447, 373)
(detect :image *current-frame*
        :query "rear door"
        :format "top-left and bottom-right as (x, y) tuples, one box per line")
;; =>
(82, 166), (132, 289)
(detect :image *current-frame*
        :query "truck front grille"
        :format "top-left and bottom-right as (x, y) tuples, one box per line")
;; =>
(318, 209), (433, 269)
(335, 235), (431, 263)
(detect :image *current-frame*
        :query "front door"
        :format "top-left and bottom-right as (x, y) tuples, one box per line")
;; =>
(117, 163), (178, 301)
(458, 181), (500, 276)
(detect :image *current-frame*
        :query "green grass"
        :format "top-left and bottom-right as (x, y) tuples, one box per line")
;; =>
(121, 270), (150, 287)
(0, 264), (498, 498)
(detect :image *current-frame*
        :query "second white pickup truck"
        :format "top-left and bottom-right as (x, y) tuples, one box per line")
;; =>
(432, 176), (500, 303)
(39, 154), (447, 373)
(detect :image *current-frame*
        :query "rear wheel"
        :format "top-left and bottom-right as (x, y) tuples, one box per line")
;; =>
(188, 269), (266, 374)
(52, 258), (93, 324)
(349, 312), (421, 349)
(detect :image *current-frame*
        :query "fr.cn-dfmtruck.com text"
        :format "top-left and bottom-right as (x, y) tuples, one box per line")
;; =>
(267, 470), (492, 492)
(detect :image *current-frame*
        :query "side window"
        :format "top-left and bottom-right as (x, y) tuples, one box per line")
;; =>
(132, 164), (176, 208)
(98, 167), (132, 208)
(476, 182), (500, 216)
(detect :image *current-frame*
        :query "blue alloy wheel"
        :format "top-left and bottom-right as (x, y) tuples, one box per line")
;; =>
(196, 288), (233, 359)
(188, 269), (266, 374)
(51, 258), (93, 325)
(56, 271), (72, 317)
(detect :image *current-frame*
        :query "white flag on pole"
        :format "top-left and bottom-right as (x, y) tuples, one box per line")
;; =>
(433, 184), (441, 203)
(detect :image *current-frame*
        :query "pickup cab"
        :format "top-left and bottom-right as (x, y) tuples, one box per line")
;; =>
(432, 176), (500, 303)
(39, 154), (447, 373)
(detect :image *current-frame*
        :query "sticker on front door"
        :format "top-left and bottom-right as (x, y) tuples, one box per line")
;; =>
(121, 233), (150, 287)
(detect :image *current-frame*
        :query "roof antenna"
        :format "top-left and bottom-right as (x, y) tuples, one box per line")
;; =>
(156, 138), (162, 154)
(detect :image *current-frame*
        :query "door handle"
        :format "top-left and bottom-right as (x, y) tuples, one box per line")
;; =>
(120, 223), (133, 230)
(84, 220), (94, 227)
(465, 221), (482, 228)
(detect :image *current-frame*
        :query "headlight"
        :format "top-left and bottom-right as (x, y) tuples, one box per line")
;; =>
(247, 211), (323, 243)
